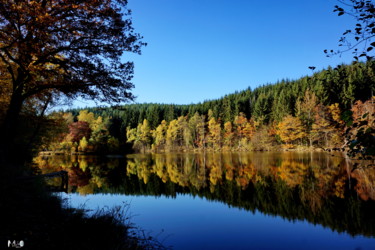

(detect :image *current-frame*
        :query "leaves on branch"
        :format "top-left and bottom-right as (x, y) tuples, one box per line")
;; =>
(0, 0), (146, 105)
(328, 0), (375, 61)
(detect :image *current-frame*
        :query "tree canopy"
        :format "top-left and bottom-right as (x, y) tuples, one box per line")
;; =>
(0, 0), (145, 158)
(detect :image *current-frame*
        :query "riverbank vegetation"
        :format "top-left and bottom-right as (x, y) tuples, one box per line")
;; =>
(45, 62), (374, 157)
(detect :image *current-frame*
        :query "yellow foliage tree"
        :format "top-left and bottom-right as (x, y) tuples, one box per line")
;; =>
(311, 104), (336, 147)
(223, 121), (234, 149)
(233, 112), (254, 149)
(328, 103), (344, 125)
(188, 113), (206, 149)
(78, 136), (89, 152)
(166, 119), (179, 150)
(77, 110), (96, 125)
(207, 117), (221, 150)
(153, 120), (167, 151)
(276, 115), (306, 146)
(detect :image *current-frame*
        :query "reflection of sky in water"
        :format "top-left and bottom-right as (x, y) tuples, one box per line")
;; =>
(59, 193), (375, 250)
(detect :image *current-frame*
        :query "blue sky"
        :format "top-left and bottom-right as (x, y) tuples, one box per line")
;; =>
(73, 0), (356, 107)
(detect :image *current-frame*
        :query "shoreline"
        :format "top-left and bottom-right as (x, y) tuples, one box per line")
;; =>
(38, 146), (345, 156)
(2, 162), (165, 250)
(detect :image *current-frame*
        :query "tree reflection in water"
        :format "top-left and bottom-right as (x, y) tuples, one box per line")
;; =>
(34, 152), (375, 237)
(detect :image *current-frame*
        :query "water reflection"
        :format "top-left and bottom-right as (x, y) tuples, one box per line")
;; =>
(34, 152), (375, 237)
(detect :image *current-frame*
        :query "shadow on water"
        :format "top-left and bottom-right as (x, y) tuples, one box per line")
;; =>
(34, 152), (375, 238)
(1, 162), (167, 250)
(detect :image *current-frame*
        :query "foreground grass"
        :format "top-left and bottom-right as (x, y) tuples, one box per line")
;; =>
(0, 164), (166, 250)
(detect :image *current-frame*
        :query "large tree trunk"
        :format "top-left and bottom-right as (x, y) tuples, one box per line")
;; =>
(0, 90), (24, 164)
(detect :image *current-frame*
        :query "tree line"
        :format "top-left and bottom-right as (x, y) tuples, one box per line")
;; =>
(126, 94), (373, 153)
(46, 61), (375, 155)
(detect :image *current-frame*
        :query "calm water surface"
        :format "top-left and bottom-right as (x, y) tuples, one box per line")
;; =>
(35, 152), (375, 249)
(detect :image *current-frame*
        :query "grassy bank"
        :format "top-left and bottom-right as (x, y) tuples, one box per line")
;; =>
(0, 164), (166, 250)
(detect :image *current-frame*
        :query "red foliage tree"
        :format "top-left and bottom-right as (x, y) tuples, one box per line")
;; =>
(68, 121), (91, 143)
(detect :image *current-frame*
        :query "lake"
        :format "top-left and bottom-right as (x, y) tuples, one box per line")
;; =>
(34, 152), (375, 249)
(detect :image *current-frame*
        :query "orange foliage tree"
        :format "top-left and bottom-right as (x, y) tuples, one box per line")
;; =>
(346, 97), (375, 158)
(0, 0), (145, 158)
(223, 121), (235, 149)
(276, 115), (306, 147)
(233, 113), (255, 149)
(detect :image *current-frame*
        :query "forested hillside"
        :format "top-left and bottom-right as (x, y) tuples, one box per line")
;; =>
(46, 61), (375, 154)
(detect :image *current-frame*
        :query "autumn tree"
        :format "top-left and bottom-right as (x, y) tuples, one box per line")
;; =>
(152, 120), (168, 151)
(139, 119), (151, 151)
(189, 113), (206, 149)
(346, 97), (375, 158)
(75, 110), (118, 153)
(207, 117), (221, 150)
(89, 116), (111, 152)
(68, 121), (91, 144)
(0, 0), (145, 159)
(276, 115), (306, 147)
(77, 110), (96, 126)
(311, 104), (335, 147)
(166, 119), (179, 150)
(327, 103), (345, 146)
(127, 120), (151, 153)
(296, 90), (318, 147)
(328, 103), (345, 126)
(176, 116), (189, 148)
(233, 113), (248, 147)
(180, 117), (193, 149)
(233, 113), (255, 149)
(78, 137), (89, 152)
(62, 112), (74, 125)
(126, 126), (141, 151)
(223, 121), (235, 149)
(244, 118), (256, 140)
(251, 126), (275, 151)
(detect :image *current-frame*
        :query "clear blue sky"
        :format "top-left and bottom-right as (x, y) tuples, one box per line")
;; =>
(73, 0), (356, 107)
